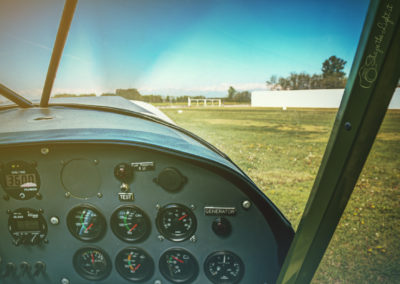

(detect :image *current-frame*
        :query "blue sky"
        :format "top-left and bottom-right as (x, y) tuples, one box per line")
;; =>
(0, 0), (369, 99)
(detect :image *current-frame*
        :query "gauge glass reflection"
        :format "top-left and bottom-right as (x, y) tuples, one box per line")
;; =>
(111, 206), (150, 243)
(204, 251), (244, 284)
(156, 204), (197, 242)
(116, 247), (154, 282)
(159, 248), (198, 283)
(67, 205), (106, 241)
(73, 247), (112, 281)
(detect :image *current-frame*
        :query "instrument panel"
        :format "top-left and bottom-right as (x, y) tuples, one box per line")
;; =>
(0, 142), (289, 284)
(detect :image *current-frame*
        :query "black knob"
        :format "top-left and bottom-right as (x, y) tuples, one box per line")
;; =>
(3, 262), (16, 277)
(33, 261), (46, 277)
(114, 163), (133, 182)
(212, 217), (232, 237)
(20, 261), (31, 276)
(155, 167), (187, 193)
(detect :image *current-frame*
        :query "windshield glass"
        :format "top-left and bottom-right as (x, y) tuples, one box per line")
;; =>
(3, 1), (400, 283)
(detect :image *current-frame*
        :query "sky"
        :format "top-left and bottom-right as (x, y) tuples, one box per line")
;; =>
(0, 0), (369, 100)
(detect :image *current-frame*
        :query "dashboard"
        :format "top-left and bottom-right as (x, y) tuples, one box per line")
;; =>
(0, 142), (292, 284)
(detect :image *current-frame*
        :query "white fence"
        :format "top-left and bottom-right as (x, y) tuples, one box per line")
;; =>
(252, 88), (400, 109)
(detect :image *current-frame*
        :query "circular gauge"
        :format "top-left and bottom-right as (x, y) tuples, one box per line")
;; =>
(116, 247), (154, 282)
(73, 247), (112, 281)
(204, 251), (244, 284)
(159, 248), (198, 284)
(67, 205), (106, 241)
(8, 208), (47, 246)
(111, 206), (150, 243)
(156, 204), (197, 242)
(0, 161), (40, 200)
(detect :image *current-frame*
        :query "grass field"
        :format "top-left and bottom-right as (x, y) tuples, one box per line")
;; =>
(162, 107), (400, 283)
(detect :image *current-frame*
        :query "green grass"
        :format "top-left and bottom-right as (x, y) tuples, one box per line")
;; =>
(162, 107), (400, 283)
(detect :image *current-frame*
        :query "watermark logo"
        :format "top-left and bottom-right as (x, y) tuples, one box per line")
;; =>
(359, 2), (394, 88)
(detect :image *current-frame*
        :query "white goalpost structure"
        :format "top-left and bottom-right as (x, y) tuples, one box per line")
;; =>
(188, 97), (222, 107)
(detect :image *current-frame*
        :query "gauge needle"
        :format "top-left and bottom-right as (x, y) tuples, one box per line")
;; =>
(178, 214), (188, 221)
(85, 223), (94, 232)
(172, 256), (184, 264)
(128, 224), (138, 232)
(132, 264), (141, 272)
(91, 253), (95, 264)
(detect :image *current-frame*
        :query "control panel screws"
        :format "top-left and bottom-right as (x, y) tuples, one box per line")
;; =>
(155, 204), (161, 210)
(40, 148), (49, 155)
(50, 216), (60, 225)
(93, 159), (99, 165)
(345, 122), (352, 131)
(154, 280), (162, 284)
(97, 192), (103, 198)
(65, 192), (71, 198)
(242, 200), (252, 210)
(38, 208), (44, 214)
(190, 204), (196, 210)
(158, 235), (165, 241)
(6, 209), (12, 214)
(190, 235), (197, 243)
(61, 278), (70, 284)
(36, 193), (42, 200)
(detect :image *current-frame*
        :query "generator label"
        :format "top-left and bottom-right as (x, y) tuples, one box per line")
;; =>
(204, 206), (237, 216)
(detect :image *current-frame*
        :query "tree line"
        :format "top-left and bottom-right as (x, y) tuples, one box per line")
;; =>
(267, 56), (348, 90)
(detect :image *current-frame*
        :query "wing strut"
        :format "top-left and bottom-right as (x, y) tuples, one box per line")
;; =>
(277, 0), (400, 283)
(0, 84), (34, 108)
(40, 0), (78, 107)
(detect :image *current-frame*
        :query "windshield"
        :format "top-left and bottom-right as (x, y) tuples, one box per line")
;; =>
(2, 0), (400, 283)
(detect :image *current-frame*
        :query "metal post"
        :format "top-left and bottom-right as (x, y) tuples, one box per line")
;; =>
(277, 0), (400, 283)
(0, 84), (33, 108)
(40, 0), (78, 107)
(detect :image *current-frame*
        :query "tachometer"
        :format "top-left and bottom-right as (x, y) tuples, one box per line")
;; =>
(159, 248), (198, 284)
(204, 251), (244, 284)
(111, 205), (150, 243)
(115, 247), (154, 282)
(156, 204), (196, 242)
(67, 205), (106, 241)
(0, 161), (40, 200)
(73, 247), (112, 281)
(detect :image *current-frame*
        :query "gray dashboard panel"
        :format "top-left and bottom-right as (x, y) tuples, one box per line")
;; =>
(0, 143), (281, 284)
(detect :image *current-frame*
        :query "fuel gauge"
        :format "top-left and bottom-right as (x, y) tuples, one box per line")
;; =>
(116, 247), (154, 282)
(73, 247), (111, 281)
(204, 251), (244, 284)
(159, 248), (198, 283)
(67, 205), (106, 241)
(111, 206), (150, 243)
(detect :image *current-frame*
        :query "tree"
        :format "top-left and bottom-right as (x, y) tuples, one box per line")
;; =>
(227, 86), (236, 101)
(322, 56), (346, 78)
(266, 75), (277, 86)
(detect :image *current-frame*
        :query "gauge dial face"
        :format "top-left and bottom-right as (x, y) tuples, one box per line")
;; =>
(156, 204), (197, 242)
(0, 161), (40, 200)
(204, 251), (244, 284)
(73, 247), (112, 281)
(116, 247), (154, 282)
(67, 205), (106, 241)
(159, 248), (198, 284)
(111, 206), (150, 243)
